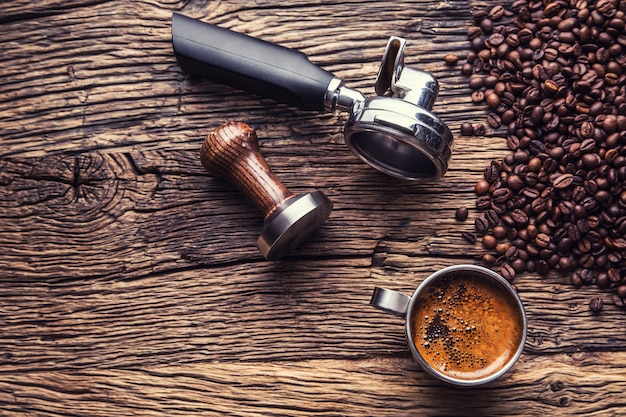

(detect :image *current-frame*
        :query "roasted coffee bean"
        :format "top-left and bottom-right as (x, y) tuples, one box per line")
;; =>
(511, 258), (526, 273)
(505, 245), (520, 261)
(495, 242), (510, 254)
(462, 231), (477, 243)
(487, 112), (502, 128)
(500, 263), (516, 281)
(455, 206), (469, 221)
(471, 90), (485, 104)
(485, 209), (499, 227)
(475, 179), (490, 195)
(461, 122), (475, 136)
(492, 188), (513, 203)
(530, 197), (548, 212)
(444, 53), (460, 66)
(484, 161), (500, 182)
(535, 233), (551, 248)
(476, 195), (492, 209)
(580, 269), (594, 285)
(510, 209), (529, 225)
(553, 173), (574, 189)
(597, 272), (611, 288)
(463, 0), (626, 312)
(489, 4), (505, 19)
(482, 234), (498, 250)
(493, 225), (507, 239)
(608, 268), (621, 284)
(580, 253), (595, 269)
(482, 253), (497, 264)
(557, 237), (573, 254)
(473, 123), (486, 135)
(536, 260), (550, 275)
(589, 297), (603, 313)
(571, 272), (583, 288)
(475, 216), (490, 233)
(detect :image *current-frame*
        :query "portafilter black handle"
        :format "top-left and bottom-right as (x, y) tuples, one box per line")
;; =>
(171, 13), (336, 111)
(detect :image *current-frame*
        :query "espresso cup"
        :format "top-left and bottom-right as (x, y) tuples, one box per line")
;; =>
(370, 264), (527, 387)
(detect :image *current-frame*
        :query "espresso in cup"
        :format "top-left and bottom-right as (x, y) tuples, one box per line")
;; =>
(411, 271), (524, 381)
(371, 265), (526, 386)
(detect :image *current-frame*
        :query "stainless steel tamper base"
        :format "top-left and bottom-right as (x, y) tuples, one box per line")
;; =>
(258, 191), (332, 260)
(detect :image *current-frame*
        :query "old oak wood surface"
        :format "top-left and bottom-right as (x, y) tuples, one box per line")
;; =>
(1, 0), (625, 415)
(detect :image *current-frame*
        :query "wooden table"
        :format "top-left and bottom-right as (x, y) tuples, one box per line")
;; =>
(1, 1), (625, 415)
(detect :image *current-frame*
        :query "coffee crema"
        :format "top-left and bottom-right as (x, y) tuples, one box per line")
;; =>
(411, 272), (523, 381)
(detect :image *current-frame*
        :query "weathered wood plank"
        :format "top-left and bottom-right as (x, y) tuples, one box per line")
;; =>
(1, 353), (625, 416)
(1, 254), (625, 373)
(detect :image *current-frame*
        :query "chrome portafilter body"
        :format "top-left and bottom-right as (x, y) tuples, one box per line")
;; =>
(343, 97), (452, 181)
(325, 37), (452, 180)
(172, 13), (453, 181)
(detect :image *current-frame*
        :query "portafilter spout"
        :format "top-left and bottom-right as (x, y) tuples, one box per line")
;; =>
(172, 13), (453, 181)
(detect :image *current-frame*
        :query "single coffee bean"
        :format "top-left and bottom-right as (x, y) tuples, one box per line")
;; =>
(444, 53), (460, 66)
(487, 112), (502, 128)
(482, 253), (497, 264)
(557, 238), (573, 254)
(530, 197), (548, 212)
(462, 231), (477, 244)
(492, 225), (507, 239)
(495, 242), (510, 254)
(485, 209), (499, 227)
(510, 209), (529, 226)
(580, 253), (595, 269)
(618, 285), (626, 299)
(589, 297), (603, 314)
(473, 123), (486, 135)
(553, 173), (574, 189)
(580, 269), (594, 285)
(536, 260), (550, 275)
(475, 179), (490, 195)
(608, 268), (621, 285)
(487, 33), (505, 47)
(492, 187), (513, 203)
(475, 216), (490, 233)
(455, 206), (469, 221)
(505, 245), (520, 261)
(500, 263), (516, 281)
(535, 233), (551, 248)
(482, 234), (498, 250)
(596, 272), (611, 288)
(571, 272), (583, 288)
(489, 4), (505, 19)
(476, 195), (492, 209)
(471, 90), (485, 104)
(461, 122), (475, 136)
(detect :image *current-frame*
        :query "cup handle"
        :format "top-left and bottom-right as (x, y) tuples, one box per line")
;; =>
(369, 287), (410, 318)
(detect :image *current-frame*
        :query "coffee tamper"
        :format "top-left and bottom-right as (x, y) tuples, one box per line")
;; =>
(200, 122), (333, 260)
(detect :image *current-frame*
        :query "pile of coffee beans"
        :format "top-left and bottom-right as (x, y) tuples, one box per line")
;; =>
(457, 0), (626, 310)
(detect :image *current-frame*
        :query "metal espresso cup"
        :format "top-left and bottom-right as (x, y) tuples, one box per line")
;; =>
(370, 265), (527, 387)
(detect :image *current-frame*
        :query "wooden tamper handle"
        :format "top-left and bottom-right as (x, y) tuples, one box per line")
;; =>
(200, 122), (333, 260)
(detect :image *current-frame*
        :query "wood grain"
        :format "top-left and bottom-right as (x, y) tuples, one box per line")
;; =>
(1, 354), (625, 416)
(1, 0), (625, 416)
